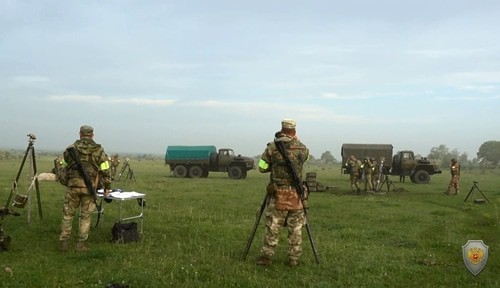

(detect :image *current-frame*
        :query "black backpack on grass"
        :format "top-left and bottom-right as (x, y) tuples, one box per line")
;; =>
(111, 222), (140, 244)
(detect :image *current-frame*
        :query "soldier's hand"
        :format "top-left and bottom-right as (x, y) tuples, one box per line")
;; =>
(104, 189), (111, 197)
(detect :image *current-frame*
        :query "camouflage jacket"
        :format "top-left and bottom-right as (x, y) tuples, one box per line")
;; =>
(259, 132), (309, 186)
(450, 162), (460, 177)
(63, 137), (111, 189)
(346, 158), (359, 175)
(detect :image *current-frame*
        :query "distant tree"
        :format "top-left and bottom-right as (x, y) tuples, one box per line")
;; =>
(320, 151), (336, 163)
(428, 145), (466, 166)
(428, 144), (451, 163)
(477, 141), (500, 166)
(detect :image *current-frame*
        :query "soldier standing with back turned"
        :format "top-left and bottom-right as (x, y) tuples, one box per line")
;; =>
(59, 125), (111, 252)
(346, 155), (361, 194)
(256, 119), (309, 267)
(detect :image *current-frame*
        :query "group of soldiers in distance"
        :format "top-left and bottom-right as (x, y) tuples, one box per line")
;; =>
(345, 155), (382, 194)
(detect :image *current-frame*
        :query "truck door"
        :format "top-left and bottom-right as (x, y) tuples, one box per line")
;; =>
(400, 151), (414, 176)
(217, 149), (233, 171)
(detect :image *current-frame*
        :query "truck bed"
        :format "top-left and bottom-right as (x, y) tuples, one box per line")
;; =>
(165, 145), (217, 161)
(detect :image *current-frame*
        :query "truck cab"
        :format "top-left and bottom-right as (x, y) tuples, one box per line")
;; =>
(212, 148), (254, 179)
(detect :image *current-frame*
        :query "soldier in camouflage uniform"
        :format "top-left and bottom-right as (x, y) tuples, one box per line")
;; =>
(256, 119), (309, 267)
(59, 125), (111, 252)
(446, 158), (460, 195)
(361, 158), (374, 192)
(346, 155), (361, 194)
(110, 154), (121, 180)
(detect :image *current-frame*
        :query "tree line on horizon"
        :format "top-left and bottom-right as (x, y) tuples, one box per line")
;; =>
(2, 141), (500, 170)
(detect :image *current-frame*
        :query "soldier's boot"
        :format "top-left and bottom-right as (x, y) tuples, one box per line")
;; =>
(455, 190), (460, 195)
(59, 240), (69, 252)
(76, 241), (89, 252)
(256, 255), (272, 266)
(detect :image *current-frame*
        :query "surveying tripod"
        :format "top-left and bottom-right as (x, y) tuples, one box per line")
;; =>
(376, 174), (397, 192)
(375, 163), (397, 193)
(463, 181), (491, 204)
(2, 134), (43, 221)
(116, 158), (136, 182)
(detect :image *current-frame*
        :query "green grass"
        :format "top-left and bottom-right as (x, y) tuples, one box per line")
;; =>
(0, 156), (499, 287)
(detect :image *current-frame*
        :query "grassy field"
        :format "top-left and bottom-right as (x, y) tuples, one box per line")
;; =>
(0, 156), (498, 287)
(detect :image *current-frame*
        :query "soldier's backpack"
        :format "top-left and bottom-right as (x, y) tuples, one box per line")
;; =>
(53, 156), (68, 186)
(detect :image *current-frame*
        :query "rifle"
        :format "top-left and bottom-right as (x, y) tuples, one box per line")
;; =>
(241, 192), (269, 260)
(67, 146), (103, 228)
(275, 140), (320, 264)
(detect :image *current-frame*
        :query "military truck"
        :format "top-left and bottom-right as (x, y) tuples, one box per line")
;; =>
(165, 145), (254, 179)
(341, 143), (442, 184)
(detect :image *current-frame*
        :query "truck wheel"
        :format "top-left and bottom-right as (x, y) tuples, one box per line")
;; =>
(228, 166), (243, 179)
(173, 165), (188, 178)
(412, 170), (430, 184)
(189, 166), (204, 178)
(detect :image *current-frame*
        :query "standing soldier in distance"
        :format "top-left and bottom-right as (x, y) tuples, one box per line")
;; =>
(59, 125), (111, 252)
(361, 157), (374, 192)
(110, 154), (121, 180)
(346, 155), (361, 194)
(256, 119), (309, 267)
(447, 158), (460, 195)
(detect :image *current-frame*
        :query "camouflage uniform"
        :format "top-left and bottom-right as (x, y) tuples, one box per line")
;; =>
(447, 159), (460, 195)
(59, 125), (111, 251)
(346, 156), (361, 193)
(361, 158), (374, 192)
(110, 154), (120, 180)
(257, 119), (309, 266)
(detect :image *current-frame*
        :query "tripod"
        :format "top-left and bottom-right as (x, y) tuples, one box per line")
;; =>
(116, 158), (136, 182)
(375, 167), (397, 193)
(464, 181), (491, 204)
(2, 134), (43, 221)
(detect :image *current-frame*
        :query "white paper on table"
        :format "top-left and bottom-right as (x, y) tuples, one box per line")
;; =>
(109, 191), (145, 199)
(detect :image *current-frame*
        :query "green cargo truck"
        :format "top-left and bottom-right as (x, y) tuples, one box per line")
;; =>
(165, 145), (254, 179)
(341, 143), (441, 184)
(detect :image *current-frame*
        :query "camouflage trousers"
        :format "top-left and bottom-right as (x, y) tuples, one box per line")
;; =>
(350, 173), (360, 192)
(447, 175), (460, 194)
(59, 187), (96, 242)
(260, 198), (305, 261)
(364, 174), (373, 191)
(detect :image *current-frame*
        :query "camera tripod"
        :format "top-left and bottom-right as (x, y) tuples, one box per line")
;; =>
(2, 134), (43, 221)
(116, 158), (136, 182)
(463, 181), (491, 204)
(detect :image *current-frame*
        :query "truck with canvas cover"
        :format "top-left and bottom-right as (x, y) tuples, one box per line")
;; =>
(341, 143), (442, 184)
(165, 145), (254, 179)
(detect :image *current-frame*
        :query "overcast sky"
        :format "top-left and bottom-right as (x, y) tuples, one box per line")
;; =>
(1, 1), (499, 159)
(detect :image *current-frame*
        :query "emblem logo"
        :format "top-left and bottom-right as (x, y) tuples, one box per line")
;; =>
(462, 240), (489, 275)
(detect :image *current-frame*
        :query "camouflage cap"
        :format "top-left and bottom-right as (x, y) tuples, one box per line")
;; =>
(281, 118), (296, 129)
(79, 125), (94, 136)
